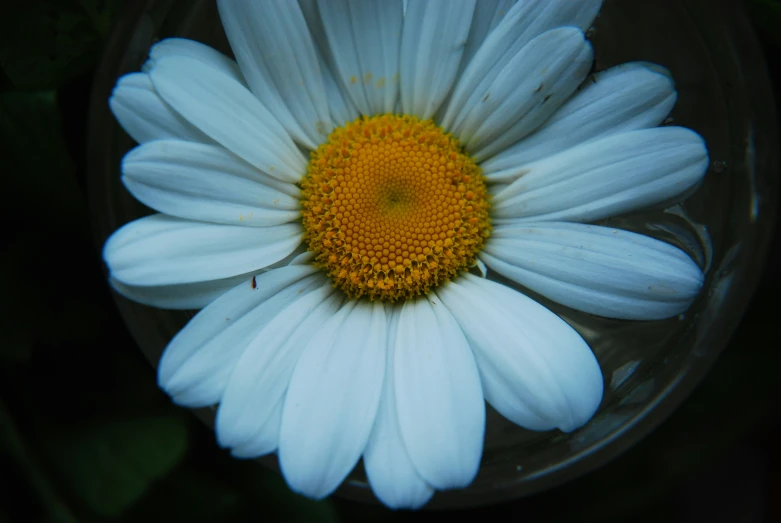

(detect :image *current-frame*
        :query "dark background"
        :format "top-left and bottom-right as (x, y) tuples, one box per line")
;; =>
(1, 1), (780, 522)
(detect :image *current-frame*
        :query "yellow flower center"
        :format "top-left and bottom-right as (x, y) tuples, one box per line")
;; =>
(300, 114), (491, 301)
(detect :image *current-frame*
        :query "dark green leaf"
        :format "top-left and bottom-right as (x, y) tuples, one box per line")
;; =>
(79, 0), (119, 38)
(746, 0), (781, 48)
(0, 400), (80, 523)
(127, 469), (242, 523)
(0, 90), (101, 361)
(244, 466), (341, 523)
(0, 230), (107, 364)
(42, 414), (190, 517)
(0, 2), (108, 90)
(0, 325), (35, 362)
(0, 91), (85, 216)
(0, 237), (46, 363)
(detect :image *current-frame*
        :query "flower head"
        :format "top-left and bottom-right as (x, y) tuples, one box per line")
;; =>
(104, 0), (708, 509)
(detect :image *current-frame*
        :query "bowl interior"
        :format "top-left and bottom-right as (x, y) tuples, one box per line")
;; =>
(87, 0), (778, 508)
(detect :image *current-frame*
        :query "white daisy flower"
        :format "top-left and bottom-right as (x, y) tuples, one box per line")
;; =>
(103, 0), (708, 510)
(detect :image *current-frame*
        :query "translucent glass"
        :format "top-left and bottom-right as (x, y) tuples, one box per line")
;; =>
(87, 0), (778, 508)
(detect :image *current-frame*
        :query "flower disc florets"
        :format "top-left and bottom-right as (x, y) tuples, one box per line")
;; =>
(300, 114), (491, 301)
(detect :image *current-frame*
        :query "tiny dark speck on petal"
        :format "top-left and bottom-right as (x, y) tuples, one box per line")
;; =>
(251, 276), (257, 289)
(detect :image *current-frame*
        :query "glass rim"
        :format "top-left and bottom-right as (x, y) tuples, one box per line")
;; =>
(85, 0), (779, 508)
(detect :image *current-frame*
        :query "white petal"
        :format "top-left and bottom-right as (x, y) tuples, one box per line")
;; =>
(437, 274), (603, 432)
(482, 222), (704, 320)
(216, 286), (341, 455)
(440, 0), (601, 132)
(148, 56), (307, 183)
(298, 0), (330, 55)
(317, 0), (403, 115)
(321, 53), (360, 126)
(474, 258), (488, 278)
(145, 38), (246, 85)
(230, 398), (284, 459)
(279, 301), (387, 499)
(104, 214), (302, 286)
(288, 250), (316, 266)
(483, 63), (678, 179)
(108, 271), (257, 310)
(217, 1), (331, 148)
(399, 0), (475, 120)
(122, 140), (299, 226)
(364, 309), (434, 510)
(492, 127), (709, 223)
(458, 0), (516, 75)
(108, 249), (308, 311)
(472, 360), (555, 432)
(109, 73), (211, 144)
(394, 295), (485, 490)
(156, 266), (320, 407)
(297, 0), (361, 125)
(433, 0), (516, 122)
(448, 28), (593, 156)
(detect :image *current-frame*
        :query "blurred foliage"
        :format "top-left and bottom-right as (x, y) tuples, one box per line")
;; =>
(746, 0), (781, 48)
(41, 414), (190, 518)
(0, 91), (83, 215)
(0, 1), (115, 90)
(0, 0), (779, 522)
(0, 91), (100, 367)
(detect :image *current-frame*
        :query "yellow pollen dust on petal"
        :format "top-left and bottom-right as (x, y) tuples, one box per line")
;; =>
(299, 114), (491, 301)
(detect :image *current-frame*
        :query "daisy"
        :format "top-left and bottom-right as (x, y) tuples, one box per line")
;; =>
(104, 0), (708, 510)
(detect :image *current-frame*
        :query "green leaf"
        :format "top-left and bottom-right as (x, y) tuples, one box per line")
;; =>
(0, 237), (45, 363)
(746, 0), (781, 48)
(0, 1), (110, 90)
(0, 91), (84, 216)
(0, 90), (99, 362)
(0, 400), (80, 523)
(79, 0), (118, 38)
(42, 414), (190, 517)
(0, 227), (104, 365)
(244, 466), (341, 523)
(127, 470), (242, 523)
(0, 326), (35, 362)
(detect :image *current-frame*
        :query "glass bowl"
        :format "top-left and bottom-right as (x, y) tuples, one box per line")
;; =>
(87, 0), (778, 508)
